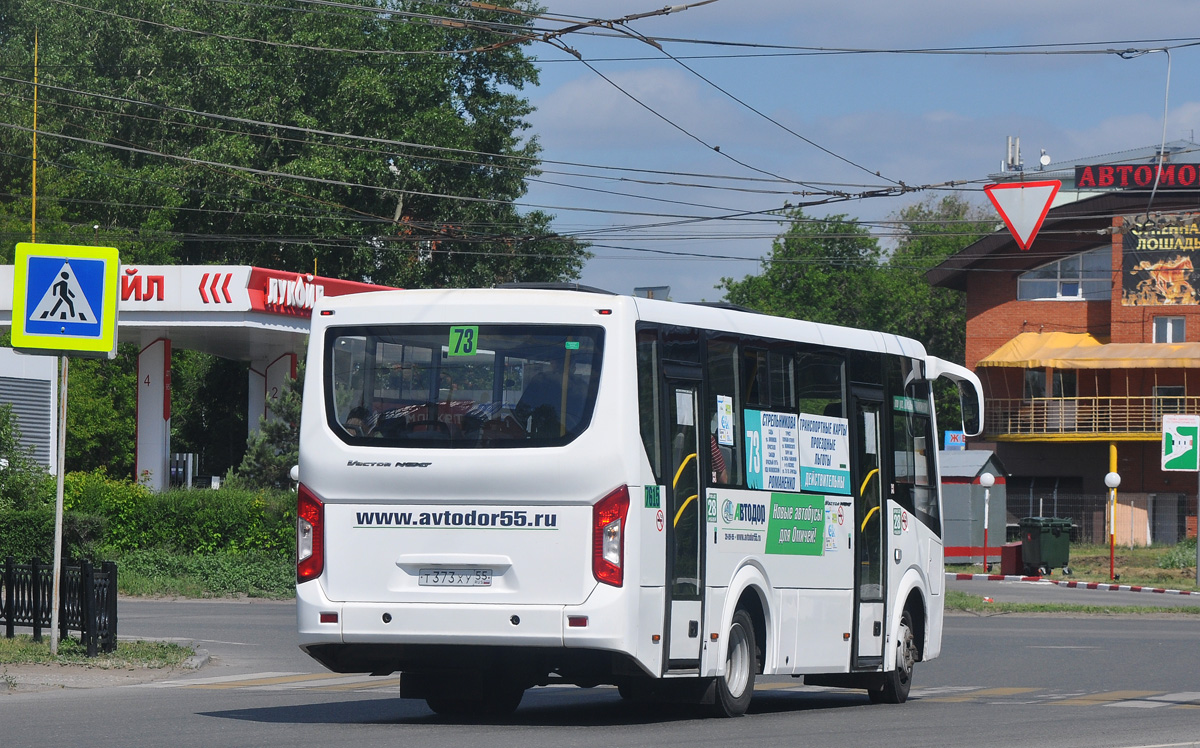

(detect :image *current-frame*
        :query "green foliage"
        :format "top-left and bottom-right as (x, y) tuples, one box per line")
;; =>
(62, 468), (293, 554)
(233, 364), (302, 490)
(881, 196), (994, 362)
(0, 509), (106, 562)
(0, 634), (192, 668)
(0, 404), (54, 511)
(63, 468), (156, 550)
(64, 345), (138, 476)
(169, 351), (249, 478)
(720, 209), (884, 327)
(719, 198), (991, 437)
(0, 0), (588, 286)
(1158, 536), (1198, 570)
(116, 548), (294, 598)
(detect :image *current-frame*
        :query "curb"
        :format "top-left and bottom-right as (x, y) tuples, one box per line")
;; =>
(183, 648), (210, 669)
(947, 573), (1199, 596)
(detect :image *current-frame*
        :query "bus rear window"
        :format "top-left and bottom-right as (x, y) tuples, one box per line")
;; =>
(325, 324), (604, 448)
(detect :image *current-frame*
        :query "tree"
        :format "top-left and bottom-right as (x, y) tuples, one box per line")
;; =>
(1, 1), (589, 480)
(719, 209), (885, 328)
(720, 198), (989, 354)
(63, 345), (138, 475)
(0, 403), (54, 511)
(878, 195), (993, 362)
(0, 0), (588, 283)
(170, 351), (249, 479)
(232, 363), (302, 489)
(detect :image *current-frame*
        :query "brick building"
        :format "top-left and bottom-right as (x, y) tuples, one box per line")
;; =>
(929, 141), (1200, 545)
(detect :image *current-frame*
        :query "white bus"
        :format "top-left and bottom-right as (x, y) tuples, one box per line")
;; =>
(296, 286), (983, 717)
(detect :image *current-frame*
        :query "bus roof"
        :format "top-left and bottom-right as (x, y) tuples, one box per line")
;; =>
(312, 287), (930, 361)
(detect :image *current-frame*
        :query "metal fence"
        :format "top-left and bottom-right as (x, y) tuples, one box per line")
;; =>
(1003, 492), (1198, 547)
(985, 396), (1200, 437)
(1, 557), (118, 656)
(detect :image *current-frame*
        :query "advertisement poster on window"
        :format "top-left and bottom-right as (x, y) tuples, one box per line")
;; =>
(1122, 224), (1200, 306)
(744, 410), (849, 495)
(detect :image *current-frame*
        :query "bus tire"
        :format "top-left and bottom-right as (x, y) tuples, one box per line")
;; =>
(870, 608), (916, 704)
(711, 609), (756, 717)
(426, 681), (524, 717)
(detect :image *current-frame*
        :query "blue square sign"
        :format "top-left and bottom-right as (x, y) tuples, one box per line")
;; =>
(11, 243), (120, 357)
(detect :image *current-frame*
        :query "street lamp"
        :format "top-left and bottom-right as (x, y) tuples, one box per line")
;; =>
(979, 472), (995, 572)
(1104, 471), (1121, 581)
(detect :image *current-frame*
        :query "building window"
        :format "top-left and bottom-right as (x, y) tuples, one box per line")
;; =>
(1153, 316), (1185, 343)
(1024, 369), (1077, 399)
(1017, 247), (1111, 301)
(1155, 385), (1186, 416)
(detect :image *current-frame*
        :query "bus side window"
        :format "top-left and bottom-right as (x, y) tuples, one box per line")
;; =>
(707, 338), (741, 486)
(888, 358), (940, 535)
(637, 326), (664, 483)
(796, 348), (845, 421)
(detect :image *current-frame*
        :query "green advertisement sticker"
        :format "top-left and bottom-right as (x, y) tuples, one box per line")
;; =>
(765, 493), (825, 556)
(448, 326), (479, 356)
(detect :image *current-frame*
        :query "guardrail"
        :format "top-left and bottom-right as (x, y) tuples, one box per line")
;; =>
(1, 557), (118, 656)
(984, 396), (1200, 437)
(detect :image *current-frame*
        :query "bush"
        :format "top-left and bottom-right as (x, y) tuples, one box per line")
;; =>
(62, 469), (294, 555)
(0, 509), (106, 562)
(0, 404), (55, 511)
(1158, 536), (1198, 570)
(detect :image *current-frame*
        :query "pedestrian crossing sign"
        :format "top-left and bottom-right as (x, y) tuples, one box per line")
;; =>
(11, 243), (120, 358)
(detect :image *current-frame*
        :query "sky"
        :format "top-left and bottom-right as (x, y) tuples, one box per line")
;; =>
(511, 1), (1200, 301)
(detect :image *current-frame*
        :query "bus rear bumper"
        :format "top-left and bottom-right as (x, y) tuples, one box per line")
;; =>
(297, 580), (645, 670)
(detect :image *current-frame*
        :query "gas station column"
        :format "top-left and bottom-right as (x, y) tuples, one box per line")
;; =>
(136, 338), (171, 491)
(265, 354), (297, 420)
(248, 366), (266, 437)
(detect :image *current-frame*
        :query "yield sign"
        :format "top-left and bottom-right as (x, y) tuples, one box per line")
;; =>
(984, 180), (1061, 251)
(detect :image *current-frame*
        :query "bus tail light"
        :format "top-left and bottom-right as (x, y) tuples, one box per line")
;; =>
(592, 485), (630, 587)
(297, 483), (325, 583)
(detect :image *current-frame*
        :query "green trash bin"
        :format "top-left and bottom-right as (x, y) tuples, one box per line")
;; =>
(1019, 517), (1072, 575)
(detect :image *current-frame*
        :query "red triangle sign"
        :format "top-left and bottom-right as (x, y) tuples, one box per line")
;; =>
(984, 180), (1061, 250)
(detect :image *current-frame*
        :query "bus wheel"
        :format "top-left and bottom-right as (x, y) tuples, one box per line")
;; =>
(426, 682), (524, 717)
(712, 609), (756, 717)
(870, 609), (916, 704)
(425, 696), (473, 716)
(482, 683), (525, 716)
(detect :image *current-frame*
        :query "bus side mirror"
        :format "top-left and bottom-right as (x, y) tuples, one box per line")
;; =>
(958, 380), (982, 437)
(926, 356), (985, 438)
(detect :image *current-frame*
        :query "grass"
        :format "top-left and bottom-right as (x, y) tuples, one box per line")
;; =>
(116, 548), (295, 598)
(944, 588), (1200, 615)
(949, 540), (1200, 592)
(0, 634), (192, 668)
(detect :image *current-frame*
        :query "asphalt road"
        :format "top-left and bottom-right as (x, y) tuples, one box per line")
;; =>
(1, 582), (1198, 748)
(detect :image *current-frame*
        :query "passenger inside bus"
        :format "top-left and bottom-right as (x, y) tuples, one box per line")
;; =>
(344, 406), (370, 437)
(514, 357), (587, 437)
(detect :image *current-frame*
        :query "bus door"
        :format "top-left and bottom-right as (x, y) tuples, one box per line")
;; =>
(663, 370), (704, 669)
(851, 387), (886, 668)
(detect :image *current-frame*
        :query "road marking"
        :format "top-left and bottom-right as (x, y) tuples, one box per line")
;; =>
(188, 673), (344, 689)
(139, 674), (1200, 712)
(1148, 692), (1200, 704)
(147, 671), (304, 688)
(925, 687), (1038, 702)
(1050, 690), (1162, 706)
(310, 677), (404, 692)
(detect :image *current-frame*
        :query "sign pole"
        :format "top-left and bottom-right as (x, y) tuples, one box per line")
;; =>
(1160, 415), (1200, 587)
(1109, 486), (1116, 580)
(49, 355), (67, 654)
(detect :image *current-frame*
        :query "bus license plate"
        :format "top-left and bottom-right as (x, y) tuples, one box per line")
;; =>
(418, 569), (492, 587)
